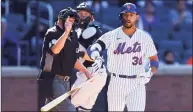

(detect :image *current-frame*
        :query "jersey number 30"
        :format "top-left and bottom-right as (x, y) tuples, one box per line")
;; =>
(132, 56), (142, 65)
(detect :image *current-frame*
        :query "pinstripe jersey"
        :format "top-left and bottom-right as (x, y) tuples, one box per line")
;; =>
(98, 27), (157, 75)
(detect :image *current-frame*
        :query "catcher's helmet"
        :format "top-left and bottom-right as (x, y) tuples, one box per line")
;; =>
(76, 2), (94, 15)
(58, 7), (80, 23)
(119, 3), (138, 19)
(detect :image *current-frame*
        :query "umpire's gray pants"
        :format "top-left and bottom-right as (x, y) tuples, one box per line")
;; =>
(46, 75), (76, 111)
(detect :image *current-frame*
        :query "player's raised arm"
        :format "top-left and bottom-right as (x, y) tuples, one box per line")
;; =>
(51, 16), (72, 54)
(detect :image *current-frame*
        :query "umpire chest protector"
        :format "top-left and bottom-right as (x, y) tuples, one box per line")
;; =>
(78, 24), (102, 67)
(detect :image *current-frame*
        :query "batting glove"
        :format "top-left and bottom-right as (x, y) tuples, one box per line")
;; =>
(95, 65), (107, 74)
(139, 71), (153, 85)
(92, 57), (104, 73)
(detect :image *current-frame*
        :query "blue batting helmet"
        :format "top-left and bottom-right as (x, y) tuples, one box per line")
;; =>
(119, 3), (138, 18)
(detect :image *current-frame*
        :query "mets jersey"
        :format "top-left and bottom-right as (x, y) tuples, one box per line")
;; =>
(98, 27), (157, 75)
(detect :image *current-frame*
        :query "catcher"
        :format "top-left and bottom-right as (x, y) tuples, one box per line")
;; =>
(70, 2), (107, 111)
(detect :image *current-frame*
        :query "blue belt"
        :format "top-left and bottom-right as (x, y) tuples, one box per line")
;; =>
(112, 73), (137, 79)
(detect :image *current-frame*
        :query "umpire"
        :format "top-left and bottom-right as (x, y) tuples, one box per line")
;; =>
(38, 7), (91, 111)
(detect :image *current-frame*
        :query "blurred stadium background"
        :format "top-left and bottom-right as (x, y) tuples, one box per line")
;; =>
(1, 0), (192, 111)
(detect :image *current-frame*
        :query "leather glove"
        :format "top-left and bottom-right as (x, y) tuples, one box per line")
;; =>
(139, 71), (153, 85)
(92, 57), (104, 73)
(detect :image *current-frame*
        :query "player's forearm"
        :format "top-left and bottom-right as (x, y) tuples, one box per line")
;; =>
(88, 40), (105, 60)
(83, 52), (94, 62)
(151, 66), (157, 74)
(74, 59), (87, 73)
(149, 55), (159, 75)
(51, 31), (70, 54)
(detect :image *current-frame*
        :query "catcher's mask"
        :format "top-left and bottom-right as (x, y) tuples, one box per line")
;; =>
(76, 2), (94, 15)
(76, 2), (94, 29)
(58, 7), (80, 30)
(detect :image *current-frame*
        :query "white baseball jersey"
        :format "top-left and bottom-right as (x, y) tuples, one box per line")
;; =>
(98, 27), (157, 75)
(98, 27), (157, 111)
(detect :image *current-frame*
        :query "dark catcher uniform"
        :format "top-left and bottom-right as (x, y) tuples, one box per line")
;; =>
(78, 23), (102, 67)
(76, 23), (110, 112)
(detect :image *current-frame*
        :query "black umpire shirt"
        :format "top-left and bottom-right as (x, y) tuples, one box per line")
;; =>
(40, 25), (84, 77)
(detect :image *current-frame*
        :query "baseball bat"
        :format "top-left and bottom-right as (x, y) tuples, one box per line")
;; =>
(40, 75), (97, 112)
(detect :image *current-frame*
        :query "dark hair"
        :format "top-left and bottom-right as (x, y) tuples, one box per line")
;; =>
(163, 50), (173, 57)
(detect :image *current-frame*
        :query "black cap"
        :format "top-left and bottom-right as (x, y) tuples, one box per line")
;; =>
(58, 7), (79, 22)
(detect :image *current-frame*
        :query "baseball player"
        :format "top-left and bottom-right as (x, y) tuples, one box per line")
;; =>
(70, 2), (107, 112)
(88, 3), (159, 111)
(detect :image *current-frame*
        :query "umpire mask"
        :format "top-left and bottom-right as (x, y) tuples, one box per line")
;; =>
(58, 7), (80, 31)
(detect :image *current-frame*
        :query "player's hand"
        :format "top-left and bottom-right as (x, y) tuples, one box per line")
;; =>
(92, 57), (104, 73)
(139, 71), (153, 85)
(84, 70), (93, 79)
(65, 16), (73, 33)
